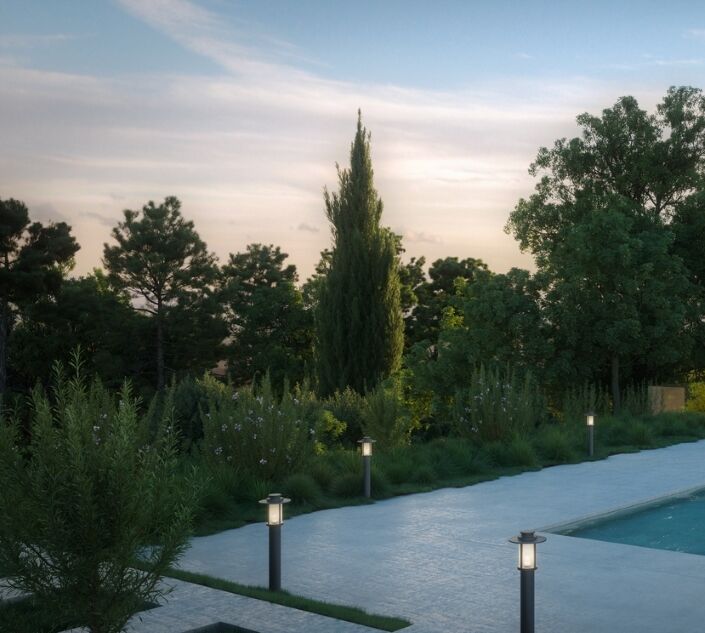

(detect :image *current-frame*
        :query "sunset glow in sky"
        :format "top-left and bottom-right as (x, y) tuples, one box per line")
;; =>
(2, 0), (705, 278)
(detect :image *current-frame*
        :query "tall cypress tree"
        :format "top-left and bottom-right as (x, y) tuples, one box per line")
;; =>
(316, 113), (403, 396)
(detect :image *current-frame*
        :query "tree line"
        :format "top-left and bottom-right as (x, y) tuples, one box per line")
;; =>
(2, 89), (705, 414)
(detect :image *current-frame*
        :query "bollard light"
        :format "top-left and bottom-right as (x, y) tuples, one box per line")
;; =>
(586, 411), (595, 457)
(359, 436), (375, 457)
(357, 436), (376, 498)
(509, 530), (546, 633)
(259, 493), (290, 591)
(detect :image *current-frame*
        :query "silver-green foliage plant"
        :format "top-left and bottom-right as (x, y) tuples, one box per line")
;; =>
(452, 365), (544, 442)
(201, 376), (322, 482)
(621, 382), (651, 416)
(561, 382), (611, 424)
(362, 378), (415, 450)
(0, 360), (197, 633)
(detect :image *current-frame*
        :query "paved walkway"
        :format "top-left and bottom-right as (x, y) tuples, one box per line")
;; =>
(176, 440), (705, 633)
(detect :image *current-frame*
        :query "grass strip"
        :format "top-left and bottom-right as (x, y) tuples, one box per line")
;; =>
(164, 567), (411, 631)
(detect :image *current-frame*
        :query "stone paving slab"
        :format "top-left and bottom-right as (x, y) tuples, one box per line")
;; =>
(62, 579), (383, 633)
(178, 440), (705, 633)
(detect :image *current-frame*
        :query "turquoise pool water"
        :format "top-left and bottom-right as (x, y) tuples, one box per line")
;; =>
(561, 489), (705, 555)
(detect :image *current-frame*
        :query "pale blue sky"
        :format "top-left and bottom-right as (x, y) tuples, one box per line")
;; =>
(1, 0), (704, 277)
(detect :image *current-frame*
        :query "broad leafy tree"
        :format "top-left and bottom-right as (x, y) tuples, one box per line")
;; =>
(405, 256), (488, 346)
(221, 243), (313, 388)
(316, 114), (404, 396)
(9, 270), (149, 393)
(103, 197), (221, 390)
(0, 198), (79, 395)
(507, 88), (703, 408)
(455, 268), (551, 374)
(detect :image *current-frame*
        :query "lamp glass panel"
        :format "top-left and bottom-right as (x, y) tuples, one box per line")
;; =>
(587, 415), (595, 427)
(519, 543), (536, 570)
(362, 441), (372, 457)
(268, 503), (282, 525)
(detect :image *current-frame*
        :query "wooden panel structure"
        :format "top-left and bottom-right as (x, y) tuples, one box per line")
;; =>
(648, 386), (686, 414)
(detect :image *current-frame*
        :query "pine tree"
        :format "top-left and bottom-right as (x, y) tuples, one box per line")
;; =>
(316, 113), (403, 396)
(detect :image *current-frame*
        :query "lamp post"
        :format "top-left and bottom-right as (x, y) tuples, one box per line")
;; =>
(509, 530), (546, 633)
(586, 412), (595, 457)
(358, 436), (376, 498)
(259, 493), (290, 591)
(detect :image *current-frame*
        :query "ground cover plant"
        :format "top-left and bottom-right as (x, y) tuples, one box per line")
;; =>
(163, 568), (411, 632)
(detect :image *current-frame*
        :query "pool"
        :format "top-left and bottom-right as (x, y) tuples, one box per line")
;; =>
(556, 488), (705, 555)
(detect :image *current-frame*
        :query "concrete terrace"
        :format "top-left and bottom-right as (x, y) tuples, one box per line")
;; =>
(172, 440), (705, 633)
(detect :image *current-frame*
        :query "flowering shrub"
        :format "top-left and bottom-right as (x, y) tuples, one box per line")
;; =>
(451, 365), (545, 442)
(201, 376), (322, 481)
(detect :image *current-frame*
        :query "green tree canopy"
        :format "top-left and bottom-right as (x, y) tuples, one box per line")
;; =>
(507, 87), (703, 408)
(103, 197), (221, 390)
(405, 256), (488, 346)
(0, 198), (79, 394)
(9, 270), (149, 393)
(316, 114), (404, 396)
(455, 267), (551, 373)
(221, 243), (313, 389)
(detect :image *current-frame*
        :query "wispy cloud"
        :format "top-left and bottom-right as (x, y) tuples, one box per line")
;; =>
(0, 33), (75, 49)
(0, 0), (662, 277)
(297, 222), (319, 233)
(684, 28), (705, 40)
(400, 229), (444, 245)
(80, 211), (115, 226)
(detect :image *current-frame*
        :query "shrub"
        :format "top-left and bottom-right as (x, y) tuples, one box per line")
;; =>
(603, 416), (653, 447)
(410, 464), (438, 484)
(318, 410), (347, 449)
(427, 438), (485, 478)
(686, 382), (705, 412)
(621, 382), (650, 417)
(653, 415), (695, 438)
(654, 411), (705, 437)
(534, 425), (576, 463)
(452, 365), (545, 442)
(381, 451), (416, 484)
(201, 375), (321, 482)
(283, 473), (322, 504)
(324, 387), (367, 445)
(170, 373), (229, 447)
(370, 467), (390, 497)
(485, 436), (538, 468)
(330, 472), (363, 498)
(561, 382), (611, 424)
(309, 459), (337, 492)
(0, 362), (197, 633)
(362, 378), (415, 449)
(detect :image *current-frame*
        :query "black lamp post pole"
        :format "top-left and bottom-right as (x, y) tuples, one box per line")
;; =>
(588, 424), (594, 457)
(269, 523), (281, 591)
(510, 530), (545, 633)
(363, 453), (371, 498)
(520, 567), (535, 633)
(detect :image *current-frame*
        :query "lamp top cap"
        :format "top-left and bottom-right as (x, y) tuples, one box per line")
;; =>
(358, 436), (376, 444)
(259, 493), (291, 505)
(509, 530), (547, 545)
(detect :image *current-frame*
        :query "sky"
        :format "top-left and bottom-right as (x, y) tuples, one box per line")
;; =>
(1, 0), (705, 279)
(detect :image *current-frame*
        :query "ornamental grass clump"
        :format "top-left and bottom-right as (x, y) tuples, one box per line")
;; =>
(0, 359), (197, 633)
(452, 365), (544, 442)
(201, 376), (322, 482)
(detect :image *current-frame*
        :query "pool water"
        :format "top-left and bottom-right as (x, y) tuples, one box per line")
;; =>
(561, 489), (705, 555)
